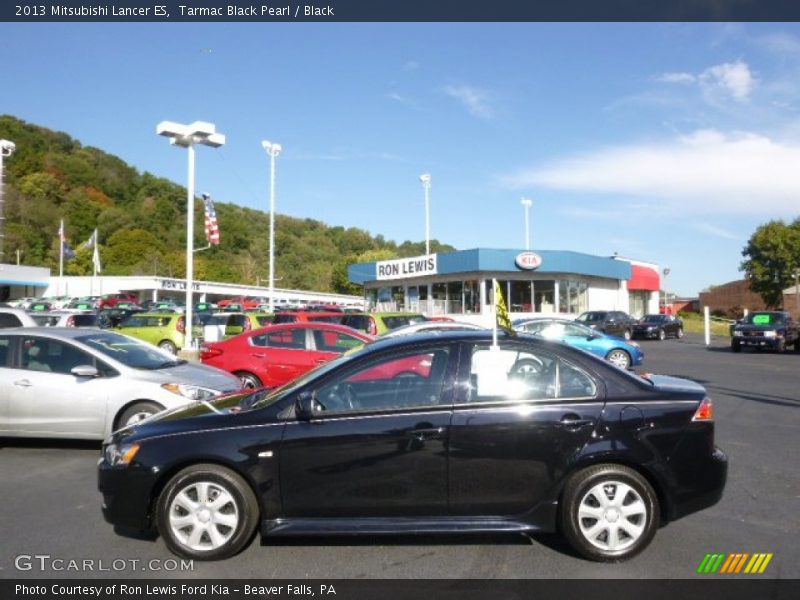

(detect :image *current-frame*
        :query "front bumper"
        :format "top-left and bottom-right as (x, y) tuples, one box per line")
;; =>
(97, 459), (159, 532)
(732, 336), (783, 349)
(632, 329), (659, 339)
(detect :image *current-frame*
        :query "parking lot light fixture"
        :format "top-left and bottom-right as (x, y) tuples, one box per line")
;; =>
(662, 267), (671, 314)
(262, 140), (282, 314)
(156, 121), (226, 352)
(521, 197), (533, 250)
(0, 138), (16, 262)
(419, 174), (431, 255)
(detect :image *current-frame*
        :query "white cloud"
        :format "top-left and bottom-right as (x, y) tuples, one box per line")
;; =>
(442, 84), (494, 119)
(699, 61), (755, 101)
(689, 223), (743, 241)
(504, 129), (800, 216)
(655, 61), (756, 103)
(657, 72), (696, 84)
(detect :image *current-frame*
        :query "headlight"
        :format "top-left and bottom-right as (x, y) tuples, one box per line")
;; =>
(646, 326), (655, 331)
(764, 331), (777, 338)
(104, 442), (140, 466)
(733, 331), (743, 337)
(161, 383), (219, 400)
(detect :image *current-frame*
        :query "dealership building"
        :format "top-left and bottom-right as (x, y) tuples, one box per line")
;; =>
(348, 248), (662, 321)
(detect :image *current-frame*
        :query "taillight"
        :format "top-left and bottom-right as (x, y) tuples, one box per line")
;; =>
(692, 397), (714, 421)
(177, 317), (185, 334)
(199, 346), (223, 361)
(367, 317), (377, 336)
(66, 316), (75, 327)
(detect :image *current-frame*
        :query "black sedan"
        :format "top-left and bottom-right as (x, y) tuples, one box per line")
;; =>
(632, 314), (684, 341)
(98, 331), (727, 562)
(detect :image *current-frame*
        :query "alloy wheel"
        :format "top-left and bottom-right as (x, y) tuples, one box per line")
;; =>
(168, 481), (240, 552)
(577, 480), (647, 552)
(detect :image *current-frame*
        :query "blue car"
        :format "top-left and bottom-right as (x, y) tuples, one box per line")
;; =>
(513, 317), (644, 369)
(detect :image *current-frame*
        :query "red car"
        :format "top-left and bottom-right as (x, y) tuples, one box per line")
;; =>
(199, 322), (373, 389)
(272, 311), (345, 325)
(97, 292), (139, 309)
(217, 296), (266, 310)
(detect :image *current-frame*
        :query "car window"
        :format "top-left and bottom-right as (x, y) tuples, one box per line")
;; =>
(311, 330), (365, 353)
(341, 315), (369, 331)
(0, 335), (11, 367)
(465, 344), (596, 403)
(255, 316), (273, 327)
(0, 313), (23, 328)
(308, 314), (344, 324)
(273, 314), (298, 324)
(251, 329), (307, 349)
(20, 337), (93, 375)
(564, 322), (591, 337)
(315, 347), (451, 414)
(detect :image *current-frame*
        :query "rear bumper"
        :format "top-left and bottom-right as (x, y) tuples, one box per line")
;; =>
(671, 446), (728, 521)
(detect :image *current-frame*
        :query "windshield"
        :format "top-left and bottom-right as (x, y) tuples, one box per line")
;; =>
(76, 331), (183, 369)
(576, 312), (605, 323)
(743, 312), (786, 325)
(249, 343), (371, 410)
(642, 315), (665, 323)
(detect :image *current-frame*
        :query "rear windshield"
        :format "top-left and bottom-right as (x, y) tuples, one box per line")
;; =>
(341, 315), (370, 331)
(642, 315), (665, 323)
(256, 316), (273, 327)
(308, 315), (344, 324)
(273, 314), (298, 324)
(576, 312), (606, 323)
(382, 315), (426, 330)
(72, 314), (98, 327)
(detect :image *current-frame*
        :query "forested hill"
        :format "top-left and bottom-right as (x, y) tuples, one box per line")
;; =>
(0, 115), (455, 294)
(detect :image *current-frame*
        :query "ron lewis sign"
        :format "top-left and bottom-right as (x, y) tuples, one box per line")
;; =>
(376, 254), (437, 281)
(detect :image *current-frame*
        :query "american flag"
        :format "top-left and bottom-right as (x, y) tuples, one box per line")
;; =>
(58, 220), (75, 260)
(202, 193), (220, 246)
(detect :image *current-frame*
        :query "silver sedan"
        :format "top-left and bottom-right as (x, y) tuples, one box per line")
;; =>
(0, 328), (242, 440)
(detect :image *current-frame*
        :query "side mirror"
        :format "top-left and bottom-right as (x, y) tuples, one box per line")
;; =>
(295, 391), (318, 421)
(71, 365), (99, 378)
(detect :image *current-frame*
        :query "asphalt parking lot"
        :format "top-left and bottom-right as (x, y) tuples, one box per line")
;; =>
(1, 332), (798, 580)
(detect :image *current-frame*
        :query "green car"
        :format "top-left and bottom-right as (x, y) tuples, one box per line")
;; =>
(208, 312), (274, 338)
(114, 313), (203, 354)
(340, 311), (428, 336)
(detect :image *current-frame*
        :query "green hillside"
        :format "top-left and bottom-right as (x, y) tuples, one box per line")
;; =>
(0, 115), (455, 294)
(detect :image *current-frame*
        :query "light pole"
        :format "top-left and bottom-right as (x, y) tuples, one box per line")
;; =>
(662, 267), (671, 314)
(520, 197), (533, 250)
(157, 121), (225, 352)
(262, 140), (282, 314)
(419, 173), (431, 255)
(0, 139), (16, 263)
(793, 268), (799, 317)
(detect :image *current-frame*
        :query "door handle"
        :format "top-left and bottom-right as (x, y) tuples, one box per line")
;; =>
(408, 426), (445, 440)
(13, 379), (32, 387)
(559, 414), (594, 429)
(250, 353), (267, 358)
(314, 358), (327, 364)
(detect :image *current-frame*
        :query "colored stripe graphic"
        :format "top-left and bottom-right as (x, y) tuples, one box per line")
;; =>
(697, 552), (773, 574)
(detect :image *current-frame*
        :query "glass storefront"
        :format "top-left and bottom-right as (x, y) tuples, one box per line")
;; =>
(558, 280), (589, 314)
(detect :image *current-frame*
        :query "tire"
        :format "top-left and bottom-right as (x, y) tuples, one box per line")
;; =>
(605, 349), (631, 370)
(159, 340), (178, 354)
(156, 464), (259, 561)
(560, 464), (659, 562)
(676, 327), (684, 339)
(657, 329), (666, 341)
(622, 329), (632, 341)
(235, 371), (262, 390)
(731, 342), (741, 353)
(116, 401), (164, 429)
(776, 339), (786, 354)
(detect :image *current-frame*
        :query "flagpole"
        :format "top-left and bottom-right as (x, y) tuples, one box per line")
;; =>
(492, 278), (498, 348)
(59, 219), (64, 296)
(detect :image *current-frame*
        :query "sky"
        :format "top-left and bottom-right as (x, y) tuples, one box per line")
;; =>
(2, 22), (800, 296)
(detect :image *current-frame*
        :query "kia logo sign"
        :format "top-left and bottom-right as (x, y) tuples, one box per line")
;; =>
(515, 252), (542, 270)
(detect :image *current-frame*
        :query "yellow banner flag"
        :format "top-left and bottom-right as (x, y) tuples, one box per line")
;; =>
(494, 279), (516, 336)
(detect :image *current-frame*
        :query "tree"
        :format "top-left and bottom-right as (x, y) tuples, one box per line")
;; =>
(740, 219), (800, 308)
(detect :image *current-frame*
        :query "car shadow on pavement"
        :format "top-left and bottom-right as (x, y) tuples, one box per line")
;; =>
(704, 385), (800, 408)
(0, 438), (101, 451)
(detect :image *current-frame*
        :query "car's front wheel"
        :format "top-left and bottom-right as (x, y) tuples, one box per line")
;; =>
(676, 327), (684, 339)
(560, 464), (659, 562)
(657, 329), (666, 341)
(622, 329), (632, 341)
(157, 464), (259, 560)
(117, 401), (164, 429)
(605, 349), (631, 369)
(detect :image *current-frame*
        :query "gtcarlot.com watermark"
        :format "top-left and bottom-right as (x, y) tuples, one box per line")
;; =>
(14, 554), (194, 572)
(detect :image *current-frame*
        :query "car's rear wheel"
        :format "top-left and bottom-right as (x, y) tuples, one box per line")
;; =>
(159, 340), (178, 354)
(560, 464), (659, 562)
(117, 401), (164, 429)
(235, 371), (262, 390)
(157, 464), (259, 560)
(605, 349), (631, 369)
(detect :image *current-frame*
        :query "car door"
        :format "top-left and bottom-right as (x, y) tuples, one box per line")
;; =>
(248, 328), (316, 387)
(3, 335), (110, 437)
(279, 344), (457, 517)
(448, 340), (604, 515)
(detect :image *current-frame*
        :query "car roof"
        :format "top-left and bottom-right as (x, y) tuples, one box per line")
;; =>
(0, 327), (106, 338)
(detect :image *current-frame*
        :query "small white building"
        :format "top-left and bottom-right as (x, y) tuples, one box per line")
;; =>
(0, 264), (51, 303)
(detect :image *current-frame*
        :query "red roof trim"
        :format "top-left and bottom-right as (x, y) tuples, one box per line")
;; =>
(629, 265), (660, 291)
